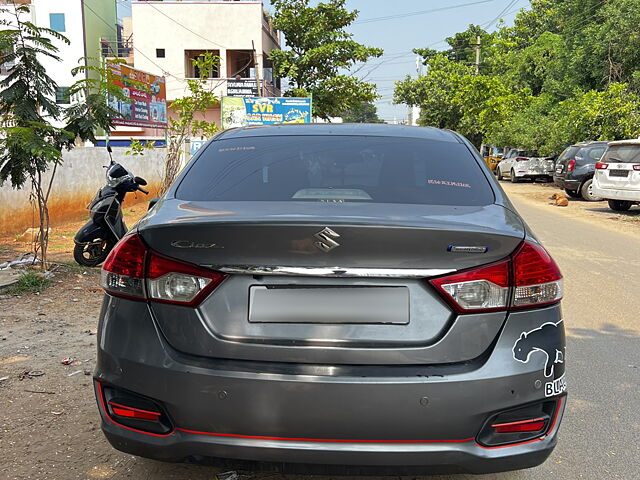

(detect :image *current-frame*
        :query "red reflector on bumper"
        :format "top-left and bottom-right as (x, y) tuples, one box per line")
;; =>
(108, 401), (162, 421)
(492, 418), (546, 433)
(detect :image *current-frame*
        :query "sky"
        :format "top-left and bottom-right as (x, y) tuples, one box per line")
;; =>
(118, 0), (530, 122)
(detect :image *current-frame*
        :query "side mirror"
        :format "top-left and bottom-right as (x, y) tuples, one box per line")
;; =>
(148, 198), (159, 211)
(134, 176), (148, 186)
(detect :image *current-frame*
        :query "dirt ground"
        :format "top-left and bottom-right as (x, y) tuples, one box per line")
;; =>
(499, 179), (640, 237)
(0, 182), (638, 480)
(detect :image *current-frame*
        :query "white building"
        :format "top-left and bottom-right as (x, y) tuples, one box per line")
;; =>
(125, 0), (281, 134)
(408, 105), (421, 126)
(0, 0), (117, 122)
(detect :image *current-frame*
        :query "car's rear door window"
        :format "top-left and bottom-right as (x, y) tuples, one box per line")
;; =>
(176, 136), (494, 206)
(556, 146), (580, 166)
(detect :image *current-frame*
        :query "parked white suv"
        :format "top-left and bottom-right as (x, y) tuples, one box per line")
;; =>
(496, 149), (555, 183)
(593, 140), (640, 211)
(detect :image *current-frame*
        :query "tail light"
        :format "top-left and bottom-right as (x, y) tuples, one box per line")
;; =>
(511, 242), (562, 308)
(633, 164), (640, 171)
(101, 234), (227, 306)
(101, 235), (146, 300)
(515, 157), (528, 162)
(430, 241), (563, 313)
(595, 161), (609, 169)
(567, 159), (576, 172)
(430, 260), (510, 312)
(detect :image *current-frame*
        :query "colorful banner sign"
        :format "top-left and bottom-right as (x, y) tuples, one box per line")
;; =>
(190, 139), (207, 155)
(108, 63), (167, 129)
(222, 97), (312, 129)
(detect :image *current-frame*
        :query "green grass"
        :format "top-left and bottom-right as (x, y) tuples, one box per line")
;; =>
(52, 260), (94, 273)
(4, 271), (51, 295)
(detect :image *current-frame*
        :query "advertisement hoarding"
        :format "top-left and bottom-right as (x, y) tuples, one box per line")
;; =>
(108, 63), (167, 129)
(222, 97), (312, 129)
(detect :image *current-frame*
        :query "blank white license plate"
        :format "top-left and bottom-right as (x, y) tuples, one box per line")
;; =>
(248, 286), (410, 324)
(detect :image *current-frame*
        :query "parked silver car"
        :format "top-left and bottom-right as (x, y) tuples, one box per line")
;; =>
(497, 149), (555, 182)
(95, 124), (566, 475)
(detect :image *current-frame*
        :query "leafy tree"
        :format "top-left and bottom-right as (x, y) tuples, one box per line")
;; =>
(269, 0), (383, 119)
(394, 55), (474, 131)
(161, 52), (219, 194)
(65, 58), (134, 144)
(394, 0), (640, 155)
(0, 3), (118, 267)
(340, 102), (384, 123)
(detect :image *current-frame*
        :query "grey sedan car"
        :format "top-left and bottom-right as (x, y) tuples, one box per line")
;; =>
(95, 124), (566, 475)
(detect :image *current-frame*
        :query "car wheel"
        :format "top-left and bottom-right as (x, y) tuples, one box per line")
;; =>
(496, 168), (503, 180)
(73, 240), (113, 267)
(580, 178), (602, 202)
(608, 199), (632, 212)
(565, 188), (581, 198)
(510, 170), (519, 183)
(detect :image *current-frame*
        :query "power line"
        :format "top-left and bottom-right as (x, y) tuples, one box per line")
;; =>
(482, 0), (520, 29)
(354, 0), (496, 24)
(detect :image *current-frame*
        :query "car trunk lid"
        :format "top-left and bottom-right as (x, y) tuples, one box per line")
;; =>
(139, 200), (525, 365)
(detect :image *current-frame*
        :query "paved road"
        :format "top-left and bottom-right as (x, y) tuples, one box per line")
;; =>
(488, 194), (640, 480)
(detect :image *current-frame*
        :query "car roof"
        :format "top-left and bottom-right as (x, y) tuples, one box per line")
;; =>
(572, 141), (609, 147)
(216, 123), (462, 143)
(607, 139), (640, 146)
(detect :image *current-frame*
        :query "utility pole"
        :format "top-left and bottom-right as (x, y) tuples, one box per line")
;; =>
(474, 35), (481, 75)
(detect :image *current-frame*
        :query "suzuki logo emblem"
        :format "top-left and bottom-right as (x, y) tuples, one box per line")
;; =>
(313, 227), (340, 252)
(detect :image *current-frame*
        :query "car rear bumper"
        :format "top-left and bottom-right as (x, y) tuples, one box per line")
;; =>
(515, 170), (553, 178)
(554, 177), (580, 190)
(99, 406), (562, 474)
(592, 186), (640, 202)
(94, 296), (567, 473)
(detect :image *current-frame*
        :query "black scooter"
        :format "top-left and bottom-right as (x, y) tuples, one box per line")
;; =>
(73, 146), (148, 267)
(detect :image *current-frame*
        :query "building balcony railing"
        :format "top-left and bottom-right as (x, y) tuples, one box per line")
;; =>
(101, 37), (134, 64)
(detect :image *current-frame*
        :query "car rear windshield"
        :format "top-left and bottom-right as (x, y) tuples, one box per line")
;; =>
(176, 135), (495, 206)
(517, 150), (536, 157)
(576, 145), (607, 165)
(602, 145), (640, 163)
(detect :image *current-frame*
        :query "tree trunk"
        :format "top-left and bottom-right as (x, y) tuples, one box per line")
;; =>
(31, 171), (50, 269)
(160, 132), (187, 195)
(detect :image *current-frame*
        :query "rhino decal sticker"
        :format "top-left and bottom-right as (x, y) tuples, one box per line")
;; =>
(513, 320), (566, 397)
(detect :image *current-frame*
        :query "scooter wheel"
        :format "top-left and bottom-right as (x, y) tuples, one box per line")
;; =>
(73, 241), (113, 267)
